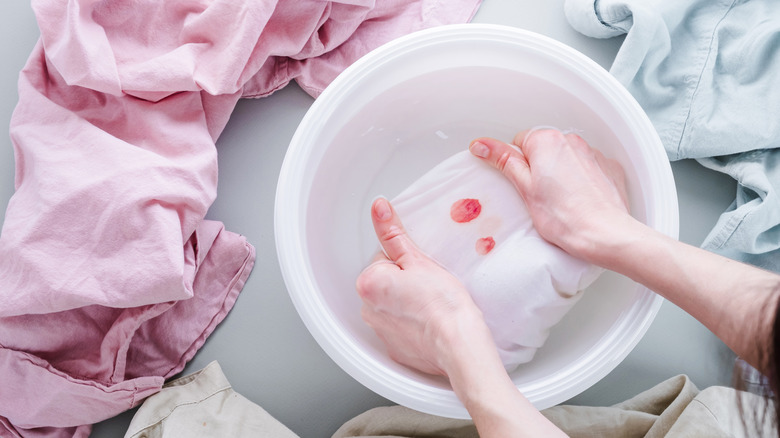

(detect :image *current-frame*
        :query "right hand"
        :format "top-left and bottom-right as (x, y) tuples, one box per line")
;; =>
(469, 129), (631, 263)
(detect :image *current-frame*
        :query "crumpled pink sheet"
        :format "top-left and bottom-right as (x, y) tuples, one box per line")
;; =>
(0, 0), (481, 436)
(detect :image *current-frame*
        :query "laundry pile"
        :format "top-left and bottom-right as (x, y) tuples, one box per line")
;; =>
(0, 1), (480, 436)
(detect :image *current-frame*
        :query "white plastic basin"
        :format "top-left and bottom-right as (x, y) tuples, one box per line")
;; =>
(275, 24), (678, 419)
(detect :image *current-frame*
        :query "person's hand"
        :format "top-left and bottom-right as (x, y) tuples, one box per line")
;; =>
(469, 129), (631, 264)
(356, 198), (568, 438)
(355, 197), (493, 377)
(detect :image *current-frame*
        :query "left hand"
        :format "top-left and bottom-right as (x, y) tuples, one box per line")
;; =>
(356, 198), (568, 438)
(355, 197), (491, 377)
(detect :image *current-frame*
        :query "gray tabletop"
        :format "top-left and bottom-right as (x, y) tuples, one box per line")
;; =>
(0, 1), (738, 437)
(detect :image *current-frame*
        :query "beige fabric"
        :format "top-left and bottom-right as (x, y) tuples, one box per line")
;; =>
(334, 375), (777, 438)
(666, 386), (775, 438)
(125, 365), (776, 437)
(542, 374), (699, 437)
(124, 361), (298, 438)
(332, 406), (478, 438)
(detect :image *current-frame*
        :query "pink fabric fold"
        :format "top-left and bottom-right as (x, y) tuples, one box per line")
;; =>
(0, 0), (480, 436)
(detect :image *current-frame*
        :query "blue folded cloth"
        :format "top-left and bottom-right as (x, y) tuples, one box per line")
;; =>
(565, 0), (780, 272)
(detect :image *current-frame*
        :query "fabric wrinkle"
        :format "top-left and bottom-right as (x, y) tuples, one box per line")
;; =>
(124, 361), (299, 438)
(676, 0), (736, 161)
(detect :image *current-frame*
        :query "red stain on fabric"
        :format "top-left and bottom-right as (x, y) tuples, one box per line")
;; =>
(476, 237), (495, 255)
(450, 198), (481, 223)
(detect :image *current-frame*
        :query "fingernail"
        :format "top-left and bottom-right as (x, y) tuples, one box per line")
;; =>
(470, 141), (489, 158)
(374, 198), (392, 221)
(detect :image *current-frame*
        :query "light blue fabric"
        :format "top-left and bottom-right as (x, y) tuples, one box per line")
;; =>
(565, 0), (780, 272)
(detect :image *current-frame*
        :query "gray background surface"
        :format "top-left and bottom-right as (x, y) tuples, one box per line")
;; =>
(0, 1), (738, 437)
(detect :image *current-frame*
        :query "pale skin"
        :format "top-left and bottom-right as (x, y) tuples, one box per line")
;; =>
(355, 129), (780, 437)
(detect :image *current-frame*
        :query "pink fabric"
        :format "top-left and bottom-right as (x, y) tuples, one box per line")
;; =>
(0, 0), (480, 436)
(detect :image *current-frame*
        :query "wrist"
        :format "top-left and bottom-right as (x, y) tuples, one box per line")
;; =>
(431, 303), (495, 378)
(567, 213), (649, 268)
(433, 306), (514, 409)
(432, 296), (568, 437)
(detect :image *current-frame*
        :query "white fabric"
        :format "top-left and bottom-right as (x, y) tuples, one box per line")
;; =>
(392, 151), (603, 370)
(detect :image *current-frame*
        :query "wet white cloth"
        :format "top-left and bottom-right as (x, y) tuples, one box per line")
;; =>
(391, 151), (603, 370)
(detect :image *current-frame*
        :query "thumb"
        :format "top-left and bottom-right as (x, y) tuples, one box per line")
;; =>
(469, 137), (532, 196)
(371, 197), (423, 267)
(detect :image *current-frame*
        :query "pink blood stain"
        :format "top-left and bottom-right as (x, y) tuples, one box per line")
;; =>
(476, 237), (495, 255)
(450, 198), (482, 223)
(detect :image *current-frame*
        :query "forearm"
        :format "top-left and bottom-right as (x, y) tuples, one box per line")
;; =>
(586, 215), (780, 372)
(453, 369), (564, 437)
(439, 310), (567, 437)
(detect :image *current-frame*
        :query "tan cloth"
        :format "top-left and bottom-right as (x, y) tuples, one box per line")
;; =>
(124, 361), (297, 438)
(126, 362), (775, 437)
(334, 375), (776, 437)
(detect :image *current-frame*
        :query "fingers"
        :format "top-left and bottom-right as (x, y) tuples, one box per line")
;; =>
(564, 132), (593, 154)
(514, 128), (583, 154)
(513, 128), (541, 149)
(370, 252), (392, 263)
(370, 197), (421, 267)
(593, 150), (630, 210)
(512, 128), (630, 209)
(469, 137), (532, 195)
(356, 253), (398, 304)
(358, 199), (426, 303)
(514, 128), (590, 157)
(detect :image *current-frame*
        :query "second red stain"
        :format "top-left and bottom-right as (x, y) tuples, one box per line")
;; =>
(476, 237), (496, 255)
(450, 198), (482, 223)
